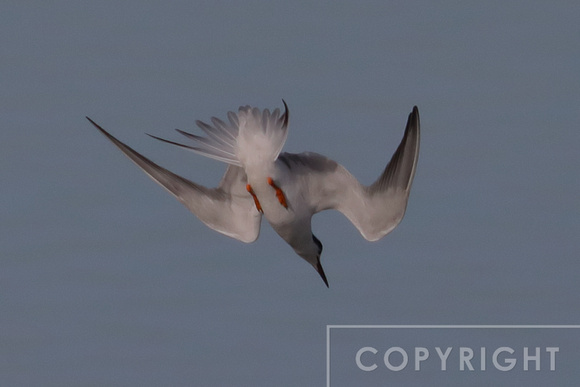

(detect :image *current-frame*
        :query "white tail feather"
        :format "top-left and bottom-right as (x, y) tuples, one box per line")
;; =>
(149, 102), (289, 168)
(235, 104), (289, 168)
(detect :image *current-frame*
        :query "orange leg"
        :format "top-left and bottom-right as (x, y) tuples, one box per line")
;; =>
(267, 177), (288, 208)
(246, 184), (263, 213)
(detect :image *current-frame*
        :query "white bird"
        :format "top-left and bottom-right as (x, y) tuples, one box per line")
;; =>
(87, 102), (420, 287)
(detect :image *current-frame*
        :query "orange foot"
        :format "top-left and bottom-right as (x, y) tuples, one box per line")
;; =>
(267, 177), (288, 208)
(246, 184), (263, 213)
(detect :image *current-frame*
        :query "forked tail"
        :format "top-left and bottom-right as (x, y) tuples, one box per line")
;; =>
(148, 101), (289, 168)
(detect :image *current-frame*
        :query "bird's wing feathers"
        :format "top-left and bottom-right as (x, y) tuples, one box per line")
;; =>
(86, 117), (261, 243)
(280, 106), (420, 241)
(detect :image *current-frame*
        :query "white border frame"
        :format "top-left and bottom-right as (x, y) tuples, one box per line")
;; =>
(326, 325), (580, 387)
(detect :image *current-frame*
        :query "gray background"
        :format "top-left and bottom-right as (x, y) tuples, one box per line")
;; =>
(2, 1), (579, 386)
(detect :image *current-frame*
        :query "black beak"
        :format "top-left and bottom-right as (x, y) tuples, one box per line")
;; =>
(316, 261), (329, 288)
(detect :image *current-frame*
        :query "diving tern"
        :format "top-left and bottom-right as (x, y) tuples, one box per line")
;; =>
(87, 102), (420, 287)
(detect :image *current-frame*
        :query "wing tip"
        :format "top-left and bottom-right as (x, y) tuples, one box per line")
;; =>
(281, 99), (289, 129)
(85, 116), (100, 130)
(86, 116), (122, 144)
(408, 106), (420, 130)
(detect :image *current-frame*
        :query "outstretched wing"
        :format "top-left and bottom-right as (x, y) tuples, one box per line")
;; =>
(87, 117), (262, 243)
(279, 106), (420, 241)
